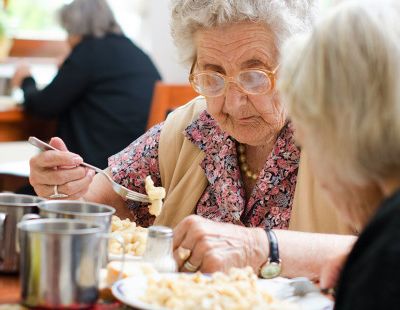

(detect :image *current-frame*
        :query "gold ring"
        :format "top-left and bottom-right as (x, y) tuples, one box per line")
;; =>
(183, 260), (199, 272)
(49, 185), (68, 199)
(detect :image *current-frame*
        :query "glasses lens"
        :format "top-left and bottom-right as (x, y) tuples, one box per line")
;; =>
(192, 73), (225, 97)
(238, 71), (271, 94)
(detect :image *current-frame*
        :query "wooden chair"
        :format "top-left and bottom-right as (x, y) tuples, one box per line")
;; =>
(147, 81), (198, 129)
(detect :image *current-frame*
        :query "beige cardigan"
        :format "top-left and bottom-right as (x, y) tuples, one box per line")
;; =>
(155, 97), (354, 235)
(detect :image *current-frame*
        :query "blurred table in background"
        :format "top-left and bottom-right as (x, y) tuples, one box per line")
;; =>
(0, 110), (55, 192)
(0, 107), (57, 142)
(0, 58), (58, 192)
(0, 141), (39, 192)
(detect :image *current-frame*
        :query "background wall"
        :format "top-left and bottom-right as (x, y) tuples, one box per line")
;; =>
(140, 0), (188, 83)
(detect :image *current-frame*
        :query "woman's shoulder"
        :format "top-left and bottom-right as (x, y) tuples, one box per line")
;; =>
(70, 34), (128, 53)
(162, 96), (207, 134)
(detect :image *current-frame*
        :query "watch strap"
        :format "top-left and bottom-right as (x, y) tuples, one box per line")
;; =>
(265, 229), (280, 264)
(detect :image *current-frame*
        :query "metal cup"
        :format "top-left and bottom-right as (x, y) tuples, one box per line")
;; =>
(22, 200), (116, 267)
(0, 193), (45, 273)
(33, 200), (115, 232)
(17, 218), (119, 309)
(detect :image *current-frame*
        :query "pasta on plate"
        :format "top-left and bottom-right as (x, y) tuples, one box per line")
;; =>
(108, 215), (147, 257)
(140, 267), (298, 310)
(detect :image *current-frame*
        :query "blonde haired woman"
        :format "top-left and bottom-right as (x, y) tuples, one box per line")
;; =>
(279, 0), (400, 308)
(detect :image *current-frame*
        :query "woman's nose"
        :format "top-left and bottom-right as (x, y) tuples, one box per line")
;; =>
(224, 82), (247, 109)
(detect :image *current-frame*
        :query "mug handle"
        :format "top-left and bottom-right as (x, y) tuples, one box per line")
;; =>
(0, 213), (6, 261)
(101, 233), (126, 287)
(16, 214), (41, 253)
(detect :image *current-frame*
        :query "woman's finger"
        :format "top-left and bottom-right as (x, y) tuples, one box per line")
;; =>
(30, 165), (87, 187)
(173, 215), (204, 250)
(180, 236), (225, 272)
(49, 137), (69, 151)
(48, 169), (96, 198)
(31, 150), (83, 169)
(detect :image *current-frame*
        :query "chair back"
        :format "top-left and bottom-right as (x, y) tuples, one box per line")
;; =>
(147, 82), (197, 129)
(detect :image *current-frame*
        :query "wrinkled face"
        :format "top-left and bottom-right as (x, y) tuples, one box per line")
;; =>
(194, 22), (286, 146)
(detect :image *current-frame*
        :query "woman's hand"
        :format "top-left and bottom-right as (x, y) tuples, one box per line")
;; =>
(12, 63), (32, 88)
(173, 215), (268, 273)
(29, 137), (95, 200)
(320, 251), (349, 290)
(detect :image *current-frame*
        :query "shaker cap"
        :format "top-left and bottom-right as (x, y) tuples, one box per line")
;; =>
(148, 225), (173, 238)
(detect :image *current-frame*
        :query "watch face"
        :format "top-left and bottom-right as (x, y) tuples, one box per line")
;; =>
(260, 261), (281, 279)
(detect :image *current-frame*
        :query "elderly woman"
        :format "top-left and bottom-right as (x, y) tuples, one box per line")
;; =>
(29, 0), (356, 279)
(279, 0), (400, 308)
(13, 0), (161, 169)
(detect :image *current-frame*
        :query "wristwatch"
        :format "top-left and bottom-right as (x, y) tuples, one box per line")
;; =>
(260, 229), (281, 279)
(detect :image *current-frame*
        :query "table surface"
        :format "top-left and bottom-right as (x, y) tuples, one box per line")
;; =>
(0, 274), (20, 304)
(0, 274), (128, 309)
(0, 141), (39, 177)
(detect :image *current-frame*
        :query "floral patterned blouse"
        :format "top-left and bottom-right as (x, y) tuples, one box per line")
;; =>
(109, 110), (300, 229)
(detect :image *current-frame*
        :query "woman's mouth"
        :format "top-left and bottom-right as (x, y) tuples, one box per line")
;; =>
(235, 116), (257, 124)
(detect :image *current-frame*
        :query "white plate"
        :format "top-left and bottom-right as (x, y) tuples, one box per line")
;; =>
(108, 253), (142, 261)
(112, 273), (333, 310)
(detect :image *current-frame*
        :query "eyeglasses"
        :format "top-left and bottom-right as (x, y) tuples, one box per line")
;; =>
(189, 61), (279, 98)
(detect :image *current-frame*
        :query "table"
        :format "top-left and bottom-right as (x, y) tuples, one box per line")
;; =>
(0, 107), (56, 192)
(0, 274), (19, 304)
(0, 274), (128, 309)
(0, 57), (58, 143)
(0, 107), (57, 143)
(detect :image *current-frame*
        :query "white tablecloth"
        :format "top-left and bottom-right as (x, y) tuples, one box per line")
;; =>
(0, 141), (39, 177)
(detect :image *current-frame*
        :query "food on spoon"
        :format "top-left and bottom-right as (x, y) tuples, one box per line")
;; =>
(145, 175), (166, 216)
(109, 215), (147, 256)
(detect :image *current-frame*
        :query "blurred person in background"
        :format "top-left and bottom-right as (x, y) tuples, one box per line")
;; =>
(12, 0), (161, 170)
(279, 0), (400, 308)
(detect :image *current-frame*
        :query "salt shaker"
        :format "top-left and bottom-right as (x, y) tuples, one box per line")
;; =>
(143, 226), (177, 273)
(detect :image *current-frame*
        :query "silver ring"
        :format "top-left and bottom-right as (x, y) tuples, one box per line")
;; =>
(49, 185), (68, 199)
(183, 260), (199, 272)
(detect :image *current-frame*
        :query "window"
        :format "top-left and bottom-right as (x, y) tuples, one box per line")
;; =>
(8, 0), (70, 39)
(6, 0), (147, 42)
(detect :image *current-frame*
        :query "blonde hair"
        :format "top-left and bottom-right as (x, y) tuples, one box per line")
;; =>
(170, 0), (316, 65)
(279, 0), (400, 186)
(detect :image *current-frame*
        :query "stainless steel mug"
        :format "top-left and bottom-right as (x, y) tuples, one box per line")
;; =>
(32, 200), (115, 232)
(18, 219), (111, 309)
(22, 200), (117, 269)
(0, 193), (45, 273)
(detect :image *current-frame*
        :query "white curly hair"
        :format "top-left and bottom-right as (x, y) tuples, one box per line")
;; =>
(170, 0), (316, 65)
